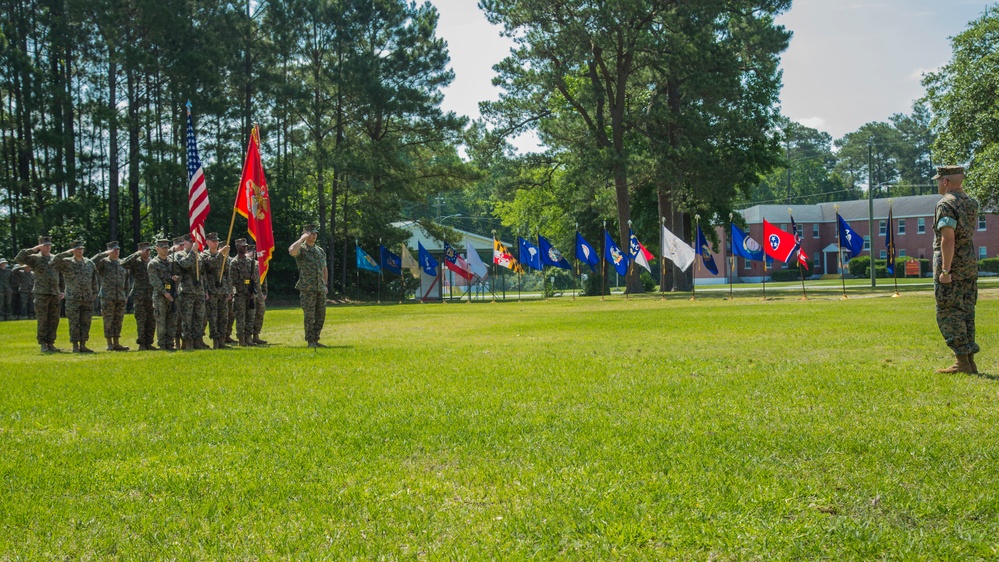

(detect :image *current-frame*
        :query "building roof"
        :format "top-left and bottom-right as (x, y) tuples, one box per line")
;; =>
(390, 220), (501, 252)
(739, 194), (943, 224)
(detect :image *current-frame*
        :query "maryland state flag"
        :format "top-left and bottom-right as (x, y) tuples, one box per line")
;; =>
(235, 126), (275, 282)
(493, 238), (524, 273)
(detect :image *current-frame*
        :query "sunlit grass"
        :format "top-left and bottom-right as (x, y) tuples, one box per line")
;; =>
(1, 290), (997, 558)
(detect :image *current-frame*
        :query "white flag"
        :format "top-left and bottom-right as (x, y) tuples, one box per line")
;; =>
(464, 240), (489, 278)
(661, 225), (696, 273)
(401, 244), (421, 279)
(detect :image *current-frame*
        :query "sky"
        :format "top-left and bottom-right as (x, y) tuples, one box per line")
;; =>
(427, 0), (993, 149)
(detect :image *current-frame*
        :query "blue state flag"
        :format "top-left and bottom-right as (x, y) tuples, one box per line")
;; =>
(695, 225), (719, 275)
(518, 236), (543, 271)
(418, 242), (438, 276)
(538, 235), (571, 270)
(837, 213), (865, 259)
(380, 245), (402, 276)
(576, 232), (599, 272)
(356, 244), (380, 273)
(604, 230), (629, 276)
(730, 223), (764, 262)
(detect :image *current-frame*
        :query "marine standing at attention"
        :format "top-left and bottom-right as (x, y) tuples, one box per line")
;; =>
(289, 224), (328, 348)
(148, 238), (180, 351)
(932, 165), (981, 374)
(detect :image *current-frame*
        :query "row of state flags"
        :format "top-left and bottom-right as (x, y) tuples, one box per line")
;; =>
(352, 211), (876, 284)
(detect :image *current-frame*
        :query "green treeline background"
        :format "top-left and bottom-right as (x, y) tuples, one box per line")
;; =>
(0, 0), (974, 297)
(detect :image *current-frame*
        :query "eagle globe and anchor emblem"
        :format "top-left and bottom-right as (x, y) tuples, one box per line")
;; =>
(245, 179), (269, 220)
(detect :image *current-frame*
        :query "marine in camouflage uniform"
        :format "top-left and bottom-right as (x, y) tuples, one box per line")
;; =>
(148, 239), (180, 351)
(0, 258), (11, 320)
(224, 255), (237, 344)
(290, 224), (328, 348)
(932, 165), (981, 374)
(122, 242), (156, 350)
(247, 243), (268, 345)
(13, 264), (35, 319)
(52, 240), (99, 353)
(200, 232), (232, 349)
(230, 239), (258, 346)
(15, 236), (64, 352)
(93, 241), (130, 351)
(173, 234), (209, 350)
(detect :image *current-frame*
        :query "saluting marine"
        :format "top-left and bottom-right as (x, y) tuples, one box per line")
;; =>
(52, 239), (99, 353)
(15, 236), (63, 353)
(93, 241), (130, 351)
(122, 242), (156, 350)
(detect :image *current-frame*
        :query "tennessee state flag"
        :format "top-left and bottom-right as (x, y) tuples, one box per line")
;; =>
(235, 126), (275, 283)
(762, 219), (797, 263)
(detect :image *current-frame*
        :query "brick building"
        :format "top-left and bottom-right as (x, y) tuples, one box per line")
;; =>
(698, 194), (996, 284)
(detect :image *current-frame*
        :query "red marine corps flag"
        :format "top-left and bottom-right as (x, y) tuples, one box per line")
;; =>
(234, 126), (275, 282)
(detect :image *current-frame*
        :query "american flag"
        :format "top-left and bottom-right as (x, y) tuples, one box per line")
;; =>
(186, 107), (210, 251)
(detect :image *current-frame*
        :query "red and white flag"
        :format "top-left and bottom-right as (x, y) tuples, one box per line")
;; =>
(763, 219), (798, 263)
(186, 106), (210, 250)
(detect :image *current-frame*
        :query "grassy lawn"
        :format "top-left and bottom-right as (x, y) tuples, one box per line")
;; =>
(1, 289), (998, 559)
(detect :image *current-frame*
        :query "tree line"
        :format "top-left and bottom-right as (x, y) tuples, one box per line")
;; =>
(1, 0), (992, 297)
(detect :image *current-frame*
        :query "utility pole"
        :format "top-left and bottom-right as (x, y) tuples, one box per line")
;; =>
(868, 136), (876, 288)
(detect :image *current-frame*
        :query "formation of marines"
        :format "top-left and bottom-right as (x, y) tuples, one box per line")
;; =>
(5, 231), (278, 353)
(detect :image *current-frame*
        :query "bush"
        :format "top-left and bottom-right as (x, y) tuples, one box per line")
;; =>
(980, 257), (999, 273)
(770, 268), (804, 282)
(847, 256), (870, 277)
(640, 271), (656, 292)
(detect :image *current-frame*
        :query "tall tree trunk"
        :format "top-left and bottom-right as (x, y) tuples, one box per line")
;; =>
(108, 51), (120, 242)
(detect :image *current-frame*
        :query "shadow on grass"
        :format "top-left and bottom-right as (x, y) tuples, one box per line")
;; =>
(972, 371), (999, 382)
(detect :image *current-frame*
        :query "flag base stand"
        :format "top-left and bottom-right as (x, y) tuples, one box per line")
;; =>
(892, 292), (901, 298)
(799, 296), (810, 301)
(840, 294), (849, 300)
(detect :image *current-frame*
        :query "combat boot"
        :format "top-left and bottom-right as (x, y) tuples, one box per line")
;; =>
(225, 335), (238, 345)
(72, 341), (80, 353)
(969, 353), (979, 374)
(112, 338), (130, 351)
(936, 354), (975, 374)
(106, 338), (115, 351)
(41, 344), (49, 353)
(79, 342), (95, 353)
(194, 337), (210, 350)
(218, 338), (232, 349)
(252, 334), (268, 345)
(48, 343), (62, 353)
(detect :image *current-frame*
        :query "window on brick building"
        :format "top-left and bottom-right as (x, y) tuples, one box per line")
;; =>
(898, 219), (906, 235)
(980, 246), (988, 260)
(812, 224), (819, 238)
(917, 218), (925, 234)
(979, 214), (987, 231)
(899, 249), (906, 257)
(879, 220), (886, 236)
(864, 235), (871, 251)
(880, 250), (887, 259)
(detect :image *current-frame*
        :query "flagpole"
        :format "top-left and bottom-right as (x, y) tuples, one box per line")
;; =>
(601, 221), (607, 301)
(573, 223), (579, 301)
(660, 216), (667, 301)
(517, 234), (522, 301)
(890, 199), (900, 297)
(538, 229), (547, 301)
(690, 215), (699, 301)
(836, 207), (848, 299)
(491, 232), (498, 303)
(399, 243), (404, 304)
(625, 220), (633, 300)
(790, 208), (808, 300)
(727, 214), (734, 300)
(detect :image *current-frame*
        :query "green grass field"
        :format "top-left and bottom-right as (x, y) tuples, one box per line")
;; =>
(2, 289), (998, 559)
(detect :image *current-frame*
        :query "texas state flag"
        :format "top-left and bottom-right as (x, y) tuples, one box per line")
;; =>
(762, 219), (798, 263)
